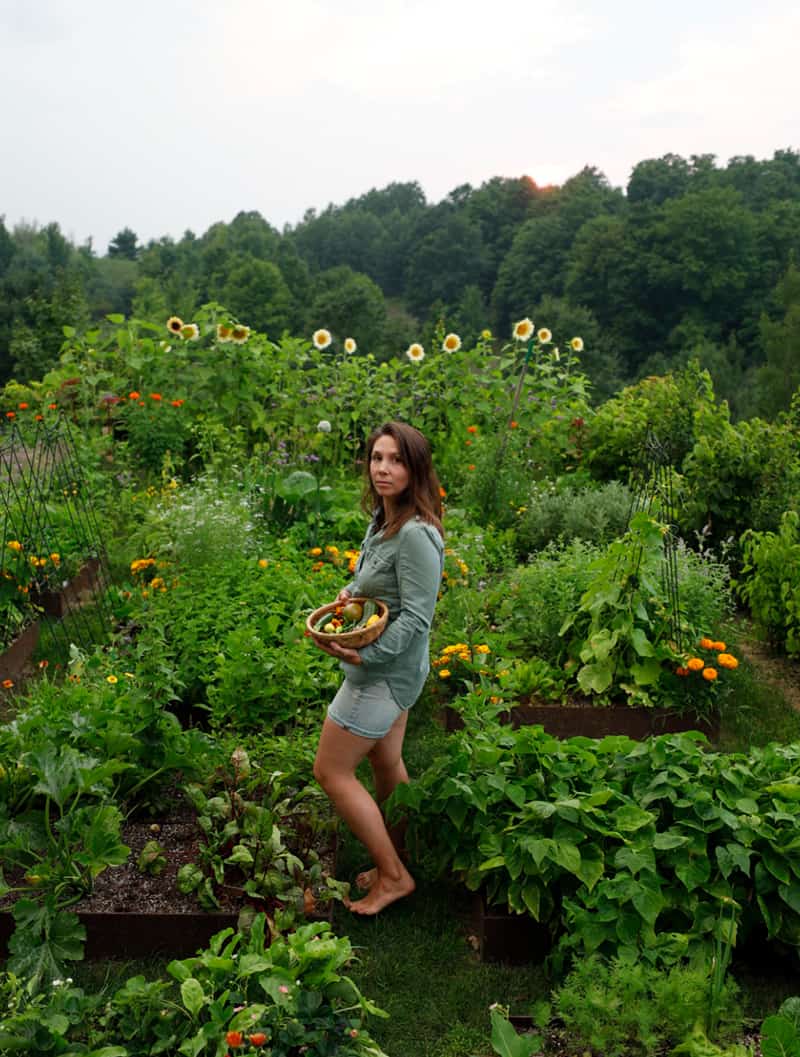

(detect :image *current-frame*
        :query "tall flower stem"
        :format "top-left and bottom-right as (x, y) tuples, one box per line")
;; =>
(486, 338), (535, 517)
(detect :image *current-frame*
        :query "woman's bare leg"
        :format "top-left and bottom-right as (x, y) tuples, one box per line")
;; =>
(313, 716), (415, 915)
(356, 710), (410, 890)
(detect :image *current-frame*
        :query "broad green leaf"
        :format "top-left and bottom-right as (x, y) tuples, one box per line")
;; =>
(180, 978), (206, 1016)
(778, 883), (800, 915)
(552, 840), (582, 876)
(632, 883), (665, 926)
(628, 657), (662, 686)
(761, 1014), (800, 1057)
(490, 1009), (542, 1057)
(614, 804), (654, 833)
(763, 848), (792, 885)
(106, 313), (125, 324)
(630, 627), (655, 657)
(521, 880), (542, 919)
(653, 831), (689, 850)
(577, 660), (613, 695)
(766, 782), (800, 801)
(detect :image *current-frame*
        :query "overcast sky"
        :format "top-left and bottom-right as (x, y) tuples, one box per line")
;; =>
(2, 0), (798, 255)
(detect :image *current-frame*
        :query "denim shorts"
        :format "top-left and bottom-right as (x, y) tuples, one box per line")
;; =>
(327, 678), (404, 740)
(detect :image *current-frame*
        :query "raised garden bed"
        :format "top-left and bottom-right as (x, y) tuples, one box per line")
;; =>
(471, 890), (551, 964)
(30, 556), (105, 619)
(0, 807), (337, 960)
(0, 620), (40, 683)
(445, 697), (718, 741)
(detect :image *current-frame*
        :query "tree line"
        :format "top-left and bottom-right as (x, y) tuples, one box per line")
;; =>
(2, 148), (799, 417)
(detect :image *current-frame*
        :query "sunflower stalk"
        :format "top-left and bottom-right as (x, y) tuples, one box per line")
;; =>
(485, 338), (535, 516)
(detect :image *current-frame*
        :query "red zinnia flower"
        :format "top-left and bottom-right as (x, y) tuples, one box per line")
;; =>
(48, 402), (58, 410)
(249, 1034), (267, 1046)
(149, 393), (162, 401)
(6, 411), (15, 419)
(18, 402), (28, 410)
(129, 391), (140, 400)
(225, 1031), (244, 1047)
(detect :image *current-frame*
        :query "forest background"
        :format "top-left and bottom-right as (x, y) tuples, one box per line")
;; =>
(2, 148), (800, 420)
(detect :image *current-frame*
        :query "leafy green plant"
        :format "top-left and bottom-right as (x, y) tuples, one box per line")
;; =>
(177, 747), (346, 927)
(513, 478), (634, 558)
(552, 954), (742, 1057)
(0, 745), (130, 992)
(737, 510), (800, 656)
(762, 997), (800, 1057)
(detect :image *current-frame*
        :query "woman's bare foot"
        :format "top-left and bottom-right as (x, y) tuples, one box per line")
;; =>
(355, 867), (377, 891)
(347, 865), (415, 915)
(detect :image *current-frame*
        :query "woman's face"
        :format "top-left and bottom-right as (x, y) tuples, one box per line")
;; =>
(370, 433), (409, 504)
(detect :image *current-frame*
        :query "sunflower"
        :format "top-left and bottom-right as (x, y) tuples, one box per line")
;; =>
(512, 318), (534, 342)
(313, 329), (332, 350)
(167, 316), (183, 334)
(217, 324), (234, 343)
(344, 337), (357, 354)
(231, 325), (250, 344)
(570, 336), (584, 352)
(180, 323), (200, 341)
(537, 327), (552, 344)
(442, 333), (461, 353)
(406, 343), (425, 362)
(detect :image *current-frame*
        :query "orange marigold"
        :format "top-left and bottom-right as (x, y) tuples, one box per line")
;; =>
(718, 653), (739, 669)
(702, 667), (718, 681)
(686, 657), (704, 672)
(699, 637), (714, 650)
(712, 640), (726, 652)
(675, 666), (689, 677)
(467, 425), (478, 434)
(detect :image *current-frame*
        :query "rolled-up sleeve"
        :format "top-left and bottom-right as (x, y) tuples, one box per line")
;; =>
(357, 525), (442, 669)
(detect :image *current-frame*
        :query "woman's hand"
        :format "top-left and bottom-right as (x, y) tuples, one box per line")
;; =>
(310, 633), (362, 665)
(335, 587), (352, 604)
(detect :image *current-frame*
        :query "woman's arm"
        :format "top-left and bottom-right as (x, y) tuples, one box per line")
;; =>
(355, 524), (442, 668)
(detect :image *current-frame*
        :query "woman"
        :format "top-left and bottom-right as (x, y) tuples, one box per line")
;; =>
(312, 421), (444, 915)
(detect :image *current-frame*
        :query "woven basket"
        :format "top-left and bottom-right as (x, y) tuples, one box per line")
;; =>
(306, 597), (388, 648)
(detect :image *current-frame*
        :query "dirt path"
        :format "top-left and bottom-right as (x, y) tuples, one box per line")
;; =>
(735, 619), (800, 712)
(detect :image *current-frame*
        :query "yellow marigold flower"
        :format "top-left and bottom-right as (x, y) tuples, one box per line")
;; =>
(124, 672), (135, 678)
(309, 547), (323, 556)
(712, 640), (726, 652)
(570, 336), (584, 352)
(107, 675), (118, 684)
(718, 653), (738, 669)
(217, 324), (233, 342)
(348, 555), (358, 573)
(699, 637), (715, 650)
(150, 577), (165, 590)
(344, 337), (357, 354)
(457, 560), (469, 574)
(231, 325), (250, 344)
(258, 558), (268, 568)
(7, 540), (22, 552)
(490, 695), (501, 704)
(702, 667), (718, 681)
(458, 652), (471, 662)
(474, 644), (490, 654)
(312, 329), (332, 350)
(50, 552), (60, 564)
(687, 657), (704, 672)
(432, 657), (444, 667)
(439, 669), (451, 679)
(513, 318), (534, 342)
(537, 327), (552, 344)
(326, 545), (339, 555)
(442, 333), (461, 353)
(167, 316), (183, 333)
(180, 323), (200, 341)
(406, 343), (425, 362)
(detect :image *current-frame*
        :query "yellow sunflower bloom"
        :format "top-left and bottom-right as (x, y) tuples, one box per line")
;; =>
(570, 336), (584, 352)
(217, 324), (234, 342)
(537, 328), (552, 344)
(231, 325), (250, 344)
(442, 333), (461, 353)
(180, 323), (200, 341)
(406, 343), (425, 362)
(167, 316), (183, 333)
(344, 337), (357, 354)
(512, 318), (534, 342)
(313, 329), (332, 350)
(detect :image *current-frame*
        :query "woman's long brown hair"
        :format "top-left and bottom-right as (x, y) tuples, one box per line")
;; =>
(362, 422), (444, 540)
